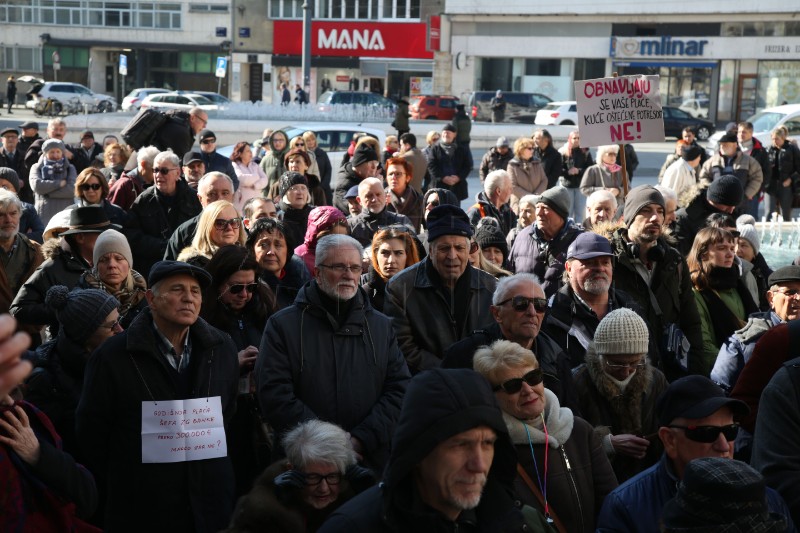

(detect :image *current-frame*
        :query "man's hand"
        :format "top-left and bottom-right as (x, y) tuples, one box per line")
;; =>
(610, 433), (650, 459)
(237, 346), (258, 373)
(0, 315), (31, 399)
(442, 175), (460, 186)
(349, 435), (365, 463)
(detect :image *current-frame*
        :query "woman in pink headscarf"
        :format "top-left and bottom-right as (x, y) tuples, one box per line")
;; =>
(293, 206), (349, 273)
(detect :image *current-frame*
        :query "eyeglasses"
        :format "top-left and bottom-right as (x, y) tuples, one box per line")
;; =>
(602, 357), (647, 370)
(493, 368), (544, 394)
(194, 116), (208, 128)
(496, 296), (548, 312)
(227, 282), (258, 295)
(668, 423), (739, 443)
(99, 317), (122, 330)
(213, 217), (241, 230)
(153, 167), (177, 175)
(319, 263), (362, 275)
(200, 139), (216, 145)
(303, 472), (342, 486)
(288, 185), (308, 193)
(773, 288), (800, 297)
(295, 142), (305, 147)
(80, 183), (102, 191)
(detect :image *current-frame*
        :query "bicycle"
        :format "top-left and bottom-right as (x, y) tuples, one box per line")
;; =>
(33, 97), (62, 117)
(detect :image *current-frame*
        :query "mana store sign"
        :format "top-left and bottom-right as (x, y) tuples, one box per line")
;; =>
(611, 36), (709, 58)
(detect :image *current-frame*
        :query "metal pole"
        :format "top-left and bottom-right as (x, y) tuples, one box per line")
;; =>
(217, 75), (222, 95)
(302, 0), (313, 91)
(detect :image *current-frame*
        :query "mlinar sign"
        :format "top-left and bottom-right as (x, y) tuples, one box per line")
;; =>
(611, 36), (709, 58)
(318, 28), (386, 51)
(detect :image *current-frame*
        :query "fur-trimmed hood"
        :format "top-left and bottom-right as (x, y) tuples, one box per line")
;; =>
(590, 218), (678, 247)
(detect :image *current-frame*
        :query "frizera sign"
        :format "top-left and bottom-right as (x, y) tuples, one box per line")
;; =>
(274, 21), (434, 59)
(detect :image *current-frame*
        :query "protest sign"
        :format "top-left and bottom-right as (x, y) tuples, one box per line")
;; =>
(141, 396), (227, 463)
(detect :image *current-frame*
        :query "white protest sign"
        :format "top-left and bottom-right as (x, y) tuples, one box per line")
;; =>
(575, 75), (665, 147)
(141, 396), (227, 463)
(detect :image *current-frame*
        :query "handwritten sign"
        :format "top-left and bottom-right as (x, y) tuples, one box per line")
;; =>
(141, 397), (227, 463)
(575, 75), (665, 147)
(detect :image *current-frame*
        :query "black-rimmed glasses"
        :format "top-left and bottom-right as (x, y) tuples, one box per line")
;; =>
(493, 368), (544, 394)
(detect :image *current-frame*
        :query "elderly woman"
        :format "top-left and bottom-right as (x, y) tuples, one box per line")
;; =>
(289, 136), (321, 183)
(688, 227), (759, 377)
(474, 339), (618, 532)
(99, 143), (129, 185)
(573, 308), (668, 483)
(506, 193), (537, 250)
(532, 129), (563, 188)
(362, 225), (421, 312)
(474, 217), (510, 270)
(294, 206), (348, 274)
(78, 229), (147, 329)
(230, 141), (269, 212)
(385, 157), (423, 230)
(507, 137), (547, 214)
(72, 167), (127, 226)
(225, 419), (374, 533)
(246, 218), (311, 309)
(177, 200), (246, 268)
(580, 144), (624, 203)
(276, 171), (313, 253)
(280, 148), (325, 206)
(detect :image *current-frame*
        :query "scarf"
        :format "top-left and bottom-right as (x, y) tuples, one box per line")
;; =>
(503, 389), (574, 448)
(83, 269), (147, 319)
(700, 265), (759, 346)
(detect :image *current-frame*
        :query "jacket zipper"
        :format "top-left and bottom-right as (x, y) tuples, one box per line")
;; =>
(561, 447), (585, 532)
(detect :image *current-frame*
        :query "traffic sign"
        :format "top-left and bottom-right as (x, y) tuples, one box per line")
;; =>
(215, 57), (227, 78)
(119, 54), (128, 76)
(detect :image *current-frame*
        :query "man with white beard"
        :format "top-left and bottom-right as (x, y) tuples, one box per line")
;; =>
(542, 231), (648, 368)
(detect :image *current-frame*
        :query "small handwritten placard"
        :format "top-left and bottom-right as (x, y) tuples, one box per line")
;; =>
(141, 397), (227, 463)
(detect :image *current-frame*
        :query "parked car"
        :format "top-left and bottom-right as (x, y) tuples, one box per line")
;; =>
(121, 88), (169, 111)
(316, 91), (396, 116)
(706, 103), (800, 155)
(679, 98), (710, 119)
(140, 92), (220, 112)
(467, 91), (552, 123)
(534, 101), (578, 125)
(194, 91), (231, 106)
(410, 95), (460, 120)
(25, 82), (117, 113)
(663, 106), (715, 140)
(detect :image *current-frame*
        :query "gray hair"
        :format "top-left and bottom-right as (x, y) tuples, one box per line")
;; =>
(136, 145), (160, 166)
(586, 189), (617, 209)
(493, 273), (543, 305)
(47, 117), (66, 131)
(654, 185), (677, 204)
(154, 150), (180, 168)
(315, 234), (363, 267)
(473, 339), (538, 385)
(596, 144), (620, 161)
(282, 419), (356, 472)
(518, 194), (538, 210)
(198, 171), (233, 192)
(0, 188), (23, 212)
(484, 169), (511, 198)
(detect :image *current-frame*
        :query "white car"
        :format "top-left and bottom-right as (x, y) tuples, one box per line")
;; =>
(122, 88), (169, 111)
(534, 101), (578, 126)
(706, 104), (800, 155)
(140, 92), (220, 112)
(679, 98), (710, 119)
(194, 91), (231, 106)
(26, 82), (117, 112)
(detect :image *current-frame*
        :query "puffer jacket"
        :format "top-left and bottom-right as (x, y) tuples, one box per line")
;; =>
(479, 146), (514, 182)
(711, 311), (781, 392)
(698, 149), (763, 200)
(294, 206), (347, 273)
(507, 157), (547, 214)
(348, 207), (414, 249)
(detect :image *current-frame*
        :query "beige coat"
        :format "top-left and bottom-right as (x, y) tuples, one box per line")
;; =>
(507, 157), (547, 214)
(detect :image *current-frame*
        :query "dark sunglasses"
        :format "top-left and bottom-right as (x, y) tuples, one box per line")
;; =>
(200, 139), (216, 144)
(493, 368), (544, 394)
(668, 423), (739, 443)
(80, 183), (102, 191)
(426, 200), (440, 208)
(496, 295), (548, 312)
(153, 167), (176, 175)
(227, 282), (258, 295)
(214, 217), (241, 230)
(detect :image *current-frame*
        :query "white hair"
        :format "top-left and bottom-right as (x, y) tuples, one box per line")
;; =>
(586, 189), (617, 209)
(654, 185), (677, 204)
(315, 234), (363, 267)
(493, 273), (542, 305)
(282, 420), (356, 472)
(154, 150), (180, 168)
(198, 172), (233, 192)
(518, 194), (538, 210)
(136, 145), (160, 166)
(484, 169), (511, 198)
(596, 144), (620, 161)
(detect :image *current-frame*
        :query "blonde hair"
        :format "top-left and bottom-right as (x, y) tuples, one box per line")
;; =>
(191, 201), (246, 257)
(513, 137), (535, 159)
(473, 339), (538, 385)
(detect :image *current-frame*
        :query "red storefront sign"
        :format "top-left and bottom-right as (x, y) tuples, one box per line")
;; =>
(428, 16), (441, 52)
(273, 21), (434, 59)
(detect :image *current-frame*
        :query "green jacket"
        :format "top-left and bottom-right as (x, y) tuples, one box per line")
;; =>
(693, 287), (748, 377)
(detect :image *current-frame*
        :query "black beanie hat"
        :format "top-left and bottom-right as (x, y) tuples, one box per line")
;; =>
(474, 219), (509, 263)
(707, 175), (744, 207)
(427, 205), (473, 242)
(351, 143), (379, 167)
(681, 144), (704, 162)
(278, 171), (309, 198)
(624, 185), (665, 227)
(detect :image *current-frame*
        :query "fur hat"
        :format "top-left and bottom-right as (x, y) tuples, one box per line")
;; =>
(45, 285), (119, 345)
(593, 308), (649, 356)
(93, 229), (133, 268)
(708, 175), (744, 207)
(536, 185), (571, 221)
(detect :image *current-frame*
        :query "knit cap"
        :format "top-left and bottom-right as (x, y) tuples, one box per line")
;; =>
(46, 285), (119, 345)
(0, 167), (20, 191)
(623, 185), (665, 227)
(351, 143), (379, 167)
(536, 185), (571, 221)
(278, 171), (309, 198)
(427, 204), (473, 242)
(474, 218), (509, 263)
(707, 175), (743, 207)
(737, 222), (760, 256)
(42, 138), (66, 155)
(93, 229), (133, 267)
(593, 308), (649, 355)
(680, 144), (704, 162)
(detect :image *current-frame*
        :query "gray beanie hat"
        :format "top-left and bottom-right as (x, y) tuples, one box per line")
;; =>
(593, 308), (649, 355)
(737, 222), (760, 256)
(624, 185), (665, 228)
(0, 167), (20, 191)
(536, 185), (571, 221)
(42, 138), (66, 155)
(46, 285), (119, 345)
(93, 229), (133, 267)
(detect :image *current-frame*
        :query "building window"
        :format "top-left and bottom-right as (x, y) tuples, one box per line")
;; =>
(574, 59), (606, 81)
(2, 0), (180, 29)
(268, 0), (419, 20)
(44, 45), (90, 68)
(188, 3), (228, 13)
(525, 59), (560, 76)
(1, 46), (42, 72)
(180, 52), (213, 73)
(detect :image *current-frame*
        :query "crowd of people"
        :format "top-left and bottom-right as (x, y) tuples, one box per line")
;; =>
(0, 111), (798, 533)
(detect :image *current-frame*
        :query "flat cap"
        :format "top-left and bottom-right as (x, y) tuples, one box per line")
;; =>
(148, 260), (212, 290)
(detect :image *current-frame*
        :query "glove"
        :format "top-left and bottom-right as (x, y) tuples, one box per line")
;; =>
(273, 469), (306, 490)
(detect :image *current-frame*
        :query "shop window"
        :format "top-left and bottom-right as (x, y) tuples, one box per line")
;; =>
(757, 61), (800, 109)
(525, 59), (560, 76)
(574, 59), (605, 81)
(1, 46), (41, 72)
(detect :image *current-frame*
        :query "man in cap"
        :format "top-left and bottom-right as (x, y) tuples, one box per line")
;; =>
(348, 176), (414, 247)
(479, 136), (513, 182)
(384, 205), (496, 373)
(332, 143), (379, 215)
(71, 130), (102, 174)
(699, 131), (763, 217)
(76, 260), (238, 532)
(466, 169), (516, 235)
(181, 151), (206, 190)
(674, 174), (745, 255)
(608, 185), (704, 379)
(197, 129), (238, 191)
(344, 184), (361, 216)
(17, 120), (41, 157)
(320, 368), (540, 532)
(0, 127), (25, 187)
(427, 123), (472, 201)
(597, 375), (793, 532)
(508, 184), (584, 298)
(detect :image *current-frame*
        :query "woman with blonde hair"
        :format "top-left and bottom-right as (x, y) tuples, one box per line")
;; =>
(178, 200), (246, 267)
(362, 225), (421, 311)
(99, 143), (129, 185)
(580, 144), (624, 202)
(507, 136), (547, 214)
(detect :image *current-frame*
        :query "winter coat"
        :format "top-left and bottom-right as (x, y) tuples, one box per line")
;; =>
(580, 164), (624, 200)
(573, 344), (668, 482)
(360, 266), (388, 313)
(294, 206), (348, 273)
(258, 255), (311, 310)
(480, 146), (514, 182)
(347, 208), (414, 249)
(536, 144), (562, 189)
(75, 307), (239, 533)
(0, 147), (26, 185)
(232, 160), (269, 211)
(466, 190), (517, 236)
(387, 185), (423, 231)
(255, 282), (410, 470)
(30, 157), (78, 223)
(693, 284), (756, 377)
(394, 100), (410, 133)
(107, 167), (149, 211)
(661, 159), (697, 201)
(400, 147), (428, 193)
(278, 201), (312, 252)
(508, 220), (583, 299)
(200, 150), (239, 191)
(699, 150), (763, 201)
(766, 141), (800, 195)
(559, 145), (594, 189)
(313, 146), (333, 204)
(151, 110), (195, 159)
(658, 153), (682, 181)
(711, 311), (781, 393)
(490, 96), (507, 122)
(673, 188), (730, 255)
(426, 142), (472, 201)
(125, 179), (202, 276)
(451, 111), (472, 145)
(164, 214), (200, 261)
(260, 132), (290, 195)
(507, 390), (618, 532)
(507, 157), (547, 214)
(332, 162), (362, 215)
(0, 233), (42, 332)
(70, 142), (103, 174)
(20, 201), (44, 243)
(384, 259), (497, 373)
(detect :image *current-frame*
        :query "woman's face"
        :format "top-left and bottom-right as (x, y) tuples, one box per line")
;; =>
(377, 238), (408, 278)
(108, 149), (123, 166)
(254, 230), (288, 274)
(737, 238), (755, 262)
(81, 175), (103, 204)
(299, 460), (342, 510)
(772, 134), (785, 148)
(86, 309), (122, 351)
(492, 364), (546, 420)
(218, 269), (256, 311)
(286, 183), (309, 209)
(386, 164), (409, 195)
(287, 156), (308, 175)
(240, 145), (252, 165)
(481, 246), (504, 267)
(602, 150), (618, 164)
(272, 135), (287, 151)
(304, 136), (318, 151)
(703, 238), (736, 269)
(97, 252), (130, 290)
(211, 206), (241, 246)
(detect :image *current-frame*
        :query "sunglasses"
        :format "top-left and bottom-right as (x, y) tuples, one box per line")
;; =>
(80, 183), (102, 191)
(153, 167), (176, 175)
(227, 282), (258, 295)
(493, 368), (544, 394)
(295, 142), (305, 147)
(214, 217), (241, 230)
(426, 200), (440, 208)
(200, 139), (216, 145)
(496, 296), (548, 312)
(669, 423), (739, 443)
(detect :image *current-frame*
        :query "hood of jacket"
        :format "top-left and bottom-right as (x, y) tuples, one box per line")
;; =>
(422, 187), (459, 208)
(302, 205), (347, 248)
(268, 130), (290, 157)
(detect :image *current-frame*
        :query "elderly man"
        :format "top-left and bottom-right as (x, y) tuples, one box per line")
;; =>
(442, 273), (579, 413)
(699, 131), (763, 217)
(126, 150), (202, 276)
(609, 185), (704, 380)
(242, 196), (277, 230)
(320, 368), (541, 531)
(427, 124), (472, 201)
(71, 130), (103, 174)
(674, 175), (745, 255)
(479, 136), (513, 182)
(653, 185), (678, 229)
(544, 231), (644, 369)
(385, 205), (496, 373)
(508, 185), (583, 298)
(108, 145), (159, 211)
(582, 189), (618, 230)
(181, 151), (206, 190)
(256, 234), (409, 470)
(76, 260), (238, 532)
(0, 189), (42, 327)
(152, 107), (208, 160)
(0, 127), (26, 189)
(597, 375), (793, 532)
(466, 169), (516, 235)
(398, 133), (427, 193)
(333, 143), (380, 215)
(163, 171), (235, 260)
(348, 176), (414, 247)
(197, 129), (238, 191)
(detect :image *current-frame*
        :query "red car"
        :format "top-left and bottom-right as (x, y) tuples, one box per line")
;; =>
(410, 95), (460, 120)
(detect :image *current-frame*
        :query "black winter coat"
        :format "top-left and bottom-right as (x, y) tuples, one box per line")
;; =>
(152, 110), (195, 159)
(332, 163), (361, 215)
(314, 146), (333, 204)
(259, 256), (311, 310)
(479, 146), (514, 181)
(427, 142), (472, 201)
(347, 208), (414, 248)
(200, 150), (239, 191)
(536, 144), (562, 189)
(673, 189), (733, 255)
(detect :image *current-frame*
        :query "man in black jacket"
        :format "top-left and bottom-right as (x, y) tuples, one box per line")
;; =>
(427, 124), (472, 201)
(197, 129), (238, 191)
(151, 107), (208, 160)
(479, 136), (513, 182)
